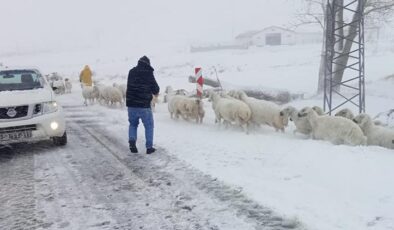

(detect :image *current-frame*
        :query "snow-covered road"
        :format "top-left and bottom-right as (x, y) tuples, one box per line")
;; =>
(0, 105), (301, 230)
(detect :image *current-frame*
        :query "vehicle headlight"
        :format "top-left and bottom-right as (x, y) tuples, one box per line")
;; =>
(42, 101), (58, 114)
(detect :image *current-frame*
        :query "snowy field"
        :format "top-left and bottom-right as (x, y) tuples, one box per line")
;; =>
(2, 39), (393, 230)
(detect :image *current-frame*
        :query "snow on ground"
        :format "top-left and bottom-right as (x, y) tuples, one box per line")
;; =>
(2, 41), (394, 230)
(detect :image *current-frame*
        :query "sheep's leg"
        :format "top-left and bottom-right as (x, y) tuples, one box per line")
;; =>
(237, 119), (249, 134)
(224, 120), (230, 129)
(215, 113), (223, 126)
(182, 114), (189, 121)
(246, 122), (252, 132)
(332, 138), (344, 145)
(215, 114), (221, 125)
(311, 132), (317, 140)
(242, 122), (249, 134)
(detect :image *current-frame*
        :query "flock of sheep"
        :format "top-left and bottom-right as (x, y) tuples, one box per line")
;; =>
(81, 82), (159, 110)
(81, 82), (126, 106)
(165, 87), (394, 150)
(78, 81), (393, 150)
(45, 73), (72, 94)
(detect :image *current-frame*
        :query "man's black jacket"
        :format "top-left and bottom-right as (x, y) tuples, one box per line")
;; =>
(126, 61), (160, 108)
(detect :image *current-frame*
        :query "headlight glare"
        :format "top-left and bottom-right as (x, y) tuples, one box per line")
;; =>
(42, 101), (58, 114)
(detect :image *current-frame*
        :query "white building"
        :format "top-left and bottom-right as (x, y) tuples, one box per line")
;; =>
(235, 26), (323, 47)
(235, 26), (297, 47)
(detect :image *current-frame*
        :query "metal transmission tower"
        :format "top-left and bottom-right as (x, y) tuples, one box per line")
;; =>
(324, 0), (365, 115)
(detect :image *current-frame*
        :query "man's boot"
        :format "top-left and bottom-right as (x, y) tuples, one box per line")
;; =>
(129, 140), (138, 153)
(146, 147), (156, 154)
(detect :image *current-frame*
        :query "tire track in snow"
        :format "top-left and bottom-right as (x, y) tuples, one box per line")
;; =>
(0, 144), (48, 230)
(32, 115), (258, 229)
(69, 106), (304, 230)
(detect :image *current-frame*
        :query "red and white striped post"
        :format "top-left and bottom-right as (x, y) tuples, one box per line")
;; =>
(195, 67), (204, 98)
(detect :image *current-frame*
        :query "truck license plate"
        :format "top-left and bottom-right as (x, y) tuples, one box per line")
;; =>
(0, 131), (32, 141)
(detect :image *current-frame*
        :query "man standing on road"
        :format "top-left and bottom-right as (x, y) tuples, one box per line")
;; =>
(126, 56), (160, 154)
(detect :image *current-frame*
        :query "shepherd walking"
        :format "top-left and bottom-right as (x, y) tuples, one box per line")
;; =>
(126, 56), (160, 154)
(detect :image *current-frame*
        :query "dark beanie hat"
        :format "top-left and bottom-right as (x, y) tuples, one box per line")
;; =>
(138, 56), (150, 66)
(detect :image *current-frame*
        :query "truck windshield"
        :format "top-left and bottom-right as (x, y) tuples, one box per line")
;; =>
(0, 70), (44, 91)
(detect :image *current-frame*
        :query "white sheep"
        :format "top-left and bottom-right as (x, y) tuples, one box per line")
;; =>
(82, 86), (99, 106)
(113, 83), (127, 101)
(165, 85), (174, 94)
(298, 107), (366, 146)
(281, 106), (312, 136)
(101, 86), (123, 107)
(335, 108), (354, 120)
(236, 91), (288, 132)
(335, 108), (384, 126)
(167, 93), (202, 122)
(172, 97), (205, 123)
(92, 85), (106, 104)
(185, 98), (205, 123)
(353, 113), (394, 149)
(52, 79), (65, 94)
(209, 92), (251, 133)
(167, 94), (189, 120)
(164, 86), (189, 103)
(65, 78), (72, 94)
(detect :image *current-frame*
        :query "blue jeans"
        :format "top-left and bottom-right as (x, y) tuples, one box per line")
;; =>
(128, 107), (154, 148)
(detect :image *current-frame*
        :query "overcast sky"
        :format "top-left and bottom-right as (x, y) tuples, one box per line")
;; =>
(0, 0), (301, 53)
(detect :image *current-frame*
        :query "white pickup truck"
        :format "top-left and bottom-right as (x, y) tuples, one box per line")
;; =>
(0, 68), (67, 146)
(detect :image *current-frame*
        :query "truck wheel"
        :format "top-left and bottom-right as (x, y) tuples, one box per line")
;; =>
(53, 131), (67, 146)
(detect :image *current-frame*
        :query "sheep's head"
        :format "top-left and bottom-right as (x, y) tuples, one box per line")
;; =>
(219, 91), (228, 98)
(165, 86), (173, 94)
(175, 89), (187, 96)
(280, 106), (296, 121)
(335, 108), (354, 119)
(312, 106), (324, 116)
(237, 91), (248, 100)
(227, 90), (236, 97)
(195, 98), (203, 106)
(352, 114), (372, 129)
(298, 107), (313, 118)
(228, 90), (241, 99)
(207, 90), (217, 102)
(280, 106), (296, 116)
(279, 111), (289, 126)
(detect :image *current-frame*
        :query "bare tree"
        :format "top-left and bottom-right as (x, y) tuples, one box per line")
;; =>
(294, 0), (394, 93)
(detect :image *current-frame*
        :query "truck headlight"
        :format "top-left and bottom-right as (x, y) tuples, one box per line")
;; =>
(42, 101), (58, 114)
(50, 121), (59, 130)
